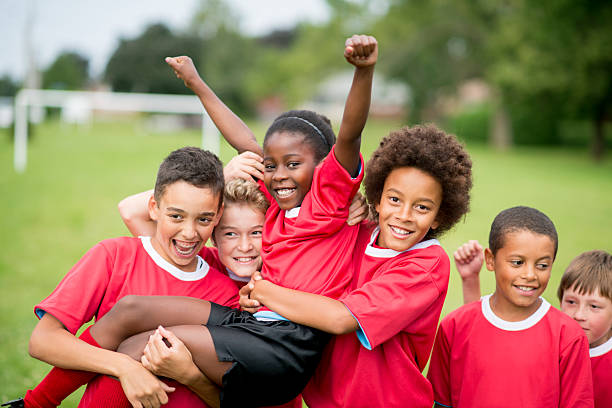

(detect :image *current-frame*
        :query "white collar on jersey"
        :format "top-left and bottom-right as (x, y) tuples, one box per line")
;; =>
(226, 267), (251, 282)
(140, 236), (209, 281)
(481, 293), (551, 331)
(590, 334), (612, 357)
(364, 226), (441, 258)
(285, 206), (300, 218)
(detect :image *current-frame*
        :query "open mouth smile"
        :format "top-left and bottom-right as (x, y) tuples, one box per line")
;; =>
(389, 225), (414, 238)
(275, 188), (296, 198)
(172, 239), (200, 258)
(233, 256), (258, 264)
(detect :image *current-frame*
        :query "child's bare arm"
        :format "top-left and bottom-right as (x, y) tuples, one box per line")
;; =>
(29, 314), (174, 408)
(118, 190), (156, 237)
(165, 56), (262, 156)
(334, 35), (378, 175)
(454, 240), (484, 304)
(240, 274), (358, 335)
(142, 327), (220, 408)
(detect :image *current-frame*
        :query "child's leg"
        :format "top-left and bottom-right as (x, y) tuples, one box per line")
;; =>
(24, 327), (100, 408)
(24, 296), (213, 408)
(117, 324), (232, 386)
(90, 295), (213, 350)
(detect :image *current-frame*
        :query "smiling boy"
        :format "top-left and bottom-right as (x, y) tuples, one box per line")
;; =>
(427, 206), (594, 407)
(20, 147), (239, 408)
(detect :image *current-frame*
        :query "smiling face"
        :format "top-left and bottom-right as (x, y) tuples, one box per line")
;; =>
(561, 286), (612, 347)
(263, 131), (318, 210)
(486, 230), (556, 321)
(374, 167), (442, 252)
(149, 180), (222, 272)
(213, 203), (264, 278)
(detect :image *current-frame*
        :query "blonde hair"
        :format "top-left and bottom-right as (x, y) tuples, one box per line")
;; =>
(557, 250), (612, 302)
(223, 178), (269, 214)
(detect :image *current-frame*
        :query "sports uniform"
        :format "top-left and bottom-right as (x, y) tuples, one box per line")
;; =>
(590, 335), (612, 408)
(427, 295), (594, 407)
(35, 236), (239, 408)
(303, 224), (450, 408)
(205, 147), (364, 407)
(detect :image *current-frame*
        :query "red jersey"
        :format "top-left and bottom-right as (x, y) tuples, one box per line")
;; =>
(35, 236), (239, 408)
(257, 147), (363, 311)
(427, 295), (594, 408)
(590, 336), (612, 408)
(303, 224), (450, 408)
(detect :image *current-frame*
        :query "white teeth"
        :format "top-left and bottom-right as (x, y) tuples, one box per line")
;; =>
(235, 257), (255, 263)
(390, 226), (410, 236)
(517, 286), (535, 291)
(174, 241), (198, 255)
(276, 188), (295, 198)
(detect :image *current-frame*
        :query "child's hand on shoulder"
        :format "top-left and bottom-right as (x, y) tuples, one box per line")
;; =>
(344, 34), (378, 68)
(165, 56), (202, 90)
(454, 240), (484, 281)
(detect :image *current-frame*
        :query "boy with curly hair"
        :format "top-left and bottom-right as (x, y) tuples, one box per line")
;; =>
(241, 124), (473, 407)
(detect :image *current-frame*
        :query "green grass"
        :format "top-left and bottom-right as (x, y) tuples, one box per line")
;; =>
(1, 118), (611, 405)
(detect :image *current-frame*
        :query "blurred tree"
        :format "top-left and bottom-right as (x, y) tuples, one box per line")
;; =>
(42, 51), (89, 90)
(373, 0), (491, 123)
(487, 0), (612, 159)
(0, 75), (20, 96)
(188, 0), (256, 115)
(104, 24), (201, 94)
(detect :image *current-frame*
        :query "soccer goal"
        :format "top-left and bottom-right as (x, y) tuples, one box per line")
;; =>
(13, 89), (221, 173)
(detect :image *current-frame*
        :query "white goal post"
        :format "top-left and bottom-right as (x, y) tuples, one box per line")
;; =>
(13, 89), (221, 173)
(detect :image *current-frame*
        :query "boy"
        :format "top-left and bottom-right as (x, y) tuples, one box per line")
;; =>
(16, 147), (239, 408)
(558, 250), (612, 408)
(239, 124), (474, 407)
(455, 246), (612, 407)
(427, 206), (594, 407)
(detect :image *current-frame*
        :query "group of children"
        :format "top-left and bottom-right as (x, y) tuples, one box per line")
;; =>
(3, 33), (610, 408)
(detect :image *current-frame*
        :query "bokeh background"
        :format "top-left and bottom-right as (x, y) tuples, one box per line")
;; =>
(1, 0), (611, 405)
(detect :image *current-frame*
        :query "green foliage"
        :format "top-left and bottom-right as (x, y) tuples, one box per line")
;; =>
(104, 24), (201, 94)
(42, 51), (89, 90)
(445, 103), (492, 144)
(0, 75), (20, 96)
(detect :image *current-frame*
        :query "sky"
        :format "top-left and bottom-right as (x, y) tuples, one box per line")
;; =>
(0, 0), (329, 81)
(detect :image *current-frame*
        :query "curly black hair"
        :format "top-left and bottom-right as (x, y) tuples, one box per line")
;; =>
(364, 124), (473, 238)
(263, 110), (336, 163)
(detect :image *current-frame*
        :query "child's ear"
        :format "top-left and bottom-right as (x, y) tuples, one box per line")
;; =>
(148, 195), (159, 221)
(484, 248), (495, 271)
(430, 217), (440, 231)
(214, 203), (224, 227)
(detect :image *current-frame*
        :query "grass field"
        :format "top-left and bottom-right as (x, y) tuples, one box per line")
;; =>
(1, 118), (611, 405)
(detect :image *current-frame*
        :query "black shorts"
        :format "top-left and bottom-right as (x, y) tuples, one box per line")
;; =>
(207, 303), (331, 407)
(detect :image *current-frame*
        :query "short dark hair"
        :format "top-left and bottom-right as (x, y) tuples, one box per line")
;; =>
(488, 206), (558, 257)
(153, 146), (224, 207)
(557, 250), (612, 302)
(364, 124), (473, 238)
(264, 110), (336, 163)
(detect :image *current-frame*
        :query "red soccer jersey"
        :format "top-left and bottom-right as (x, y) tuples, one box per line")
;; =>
(257, 147), (363, 312)
(427, 295), (594, 408)
(35, 236), (239, 408)
(303, 224), (450, 408)
(590, 336), (612, 408)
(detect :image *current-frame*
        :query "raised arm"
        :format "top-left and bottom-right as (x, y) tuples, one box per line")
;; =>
(240, 274), (358, 335)
(454, 240), (484, 304)
(165, 56), (262, 156)
(334, 35), (378, 176)
(118, 190), (156, 237)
